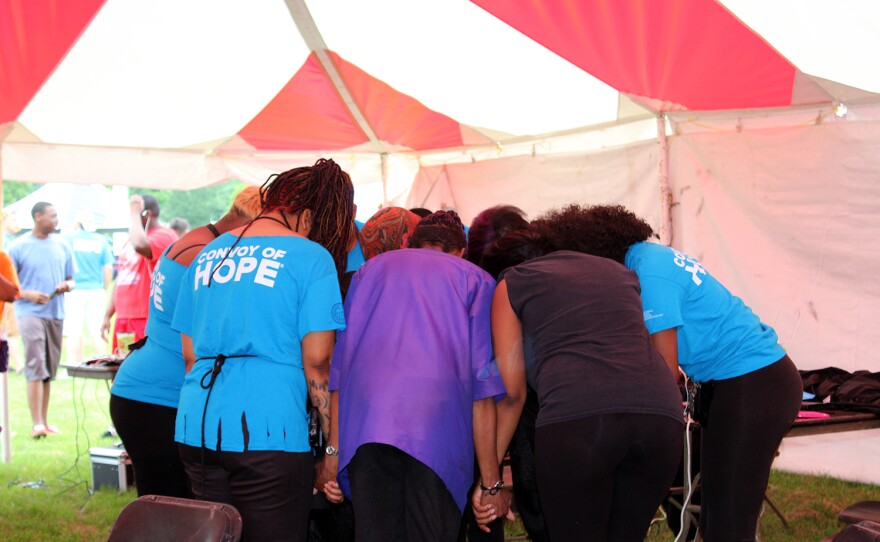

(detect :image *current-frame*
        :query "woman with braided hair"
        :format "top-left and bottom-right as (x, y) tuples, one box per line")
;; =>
(533, 204), (801, 542)
(172, 158), (355, 542)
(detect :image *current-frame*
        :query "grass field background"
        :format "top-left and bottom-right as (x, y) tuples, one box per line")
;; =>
(1, 369), (879, 541)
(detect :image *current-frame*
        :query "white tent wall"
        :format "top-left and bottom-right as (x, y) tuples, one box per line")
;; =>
(1, 138), (229, 189)
(667, 107), (880, 374)
(666, 104), (880, 485)
(397, 139), (662, 227)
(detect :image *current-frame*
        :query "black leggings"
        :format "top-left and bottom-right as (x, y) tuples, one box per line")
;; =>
(699, 355), (802, 541)
(109, 394), (189, 498)
(534, 413), (683, 542)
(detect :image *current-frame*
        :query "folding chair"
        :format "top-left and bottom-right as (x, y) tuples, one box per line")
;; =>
(107, 495), (242, 542)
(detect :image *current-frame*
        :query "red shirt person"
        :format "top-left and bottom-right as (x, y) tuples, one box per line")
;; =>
(102, 195), (177, 352)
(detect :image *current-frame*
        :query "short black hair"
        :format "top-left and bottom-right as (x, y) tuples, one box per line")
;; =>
(480, 229), (553, 280)
(467, 205), (528, 266)
(407, 210), (466, 254)
(31, 202), (53, 219)
(408, 207), (433, 219)
(141, 195), (161, 217)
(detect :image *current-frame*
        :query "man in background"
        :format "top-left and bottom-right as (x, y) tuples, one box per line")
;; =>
(63, 210), (113, 361)
(102, 195), (177, 352)
(169, 217), (190, 238)
(10, 202), (75, 438)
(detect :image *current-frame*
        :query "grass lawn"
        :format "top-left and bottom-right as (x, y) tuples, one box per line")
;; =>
(2, 369), (879, 541)
(1, 368), (134, 542)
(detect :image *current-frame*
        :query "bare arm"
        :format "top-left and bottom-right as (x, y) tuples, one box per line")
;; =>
(302, 330), (336, 440)
(651, 327), (681, 382)
(473, 280), (525, 530)
(19, 290), (50, 304)
(181, 334), (196, 373)
(102, 264), (112, 290)
(53, 277), (74, 295)
(128, 196), (152, 258)
(472, 396), (509, 529)
(319, 391), (343, 502)
(101, 283), (117, 342)
(491, 280), (527, 461)
(0, 273), (18, 302)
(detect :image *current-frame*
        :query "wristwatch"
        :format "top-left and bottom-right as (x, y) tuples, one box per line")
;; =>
(325, 444), (339, 457)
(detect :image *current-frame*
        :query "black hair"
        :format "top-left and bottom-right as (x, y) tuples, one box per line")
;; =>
(141, 195), (160, 217)
(531, 204), (655, 265)
(479, 228), (553, 280)
(407, 210), (466, 254)
(408, 207), (433, 219)
(31, 202), (53, 219)
(467, 204), (528, 266)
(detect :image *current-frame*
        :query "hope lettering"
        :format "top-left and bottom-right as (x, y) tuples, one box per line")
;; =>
(193, 245), (287, 289)
(151, 270), (166, 311)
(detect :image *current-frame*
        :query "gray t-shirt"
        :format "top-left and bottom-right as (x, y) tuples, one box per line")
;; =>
(501, 251), (683, 428)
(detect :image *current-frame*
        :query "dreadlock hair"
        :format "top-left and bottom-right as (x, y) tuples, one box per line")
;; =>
(467, 204), (529, 266)
(407, 210), (467, 254)
(259, 158), (355, 277)
(479, 227), (553, 280)
(531, 204), (655, 265)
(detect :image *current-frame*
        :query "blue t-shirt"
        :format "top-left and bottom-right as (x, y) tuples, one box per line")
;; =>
(172, 234), (345, 453)
(63, 229), (113, 290)
(344, 220), (366, 273)
(625, 242), (785, 382)
(10, 234), (75, 319)
(111, 248), (188, 408)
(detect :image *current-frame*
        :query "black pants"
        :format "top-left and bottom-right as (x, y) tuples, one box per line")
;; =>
(535, 413), (683, 542)
(109, 394), (189, 498)
(178, 444), (313, 542)
(349, 443), (461, 542)
(699, 355), (802, 541)
(459, 386), (548, 542)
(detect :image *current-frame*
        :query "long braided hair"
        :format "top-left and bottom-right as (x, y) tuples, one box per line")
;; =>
(259, 158), (355, 277)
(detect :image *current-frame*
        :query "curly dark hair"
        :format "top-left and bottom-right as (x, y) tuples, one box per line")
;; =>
(407, 210), (466, 254)
(532, 204), (654, 264)
(466, 205), (529, 266)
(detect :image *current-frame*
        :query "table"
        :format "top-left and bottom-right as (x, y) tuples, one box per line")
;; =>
(62, 363), (119, 380)
(673, 408), (880, 541)
(786, 410), (880, 438)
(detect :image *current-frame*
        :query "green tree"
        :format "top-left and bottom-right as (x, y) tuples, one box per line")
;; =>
(1, 180), (41, 206)
(140, 180), (249, 227)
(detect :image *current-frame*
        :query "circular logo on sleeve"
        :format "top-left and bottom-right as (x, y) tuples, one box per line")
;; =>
(332, 303), (345, 324)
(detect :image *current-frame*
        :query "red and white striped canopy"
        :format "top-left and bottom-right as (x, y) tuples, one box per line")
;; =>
(2, 0), (879, 191)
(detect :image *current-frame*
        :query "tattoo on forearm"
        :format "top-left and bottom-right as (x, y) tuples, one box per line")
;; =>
(309, 379), (332, 436)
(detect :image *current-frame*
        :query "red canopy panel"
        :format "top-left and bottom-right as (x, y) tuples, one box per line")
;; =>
(0, 0), (106, 124)
(239, 51), (470, 152)
(238, 53), (367, 151)
(473, 0), (801, 111)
